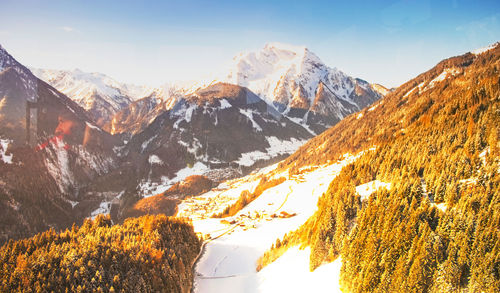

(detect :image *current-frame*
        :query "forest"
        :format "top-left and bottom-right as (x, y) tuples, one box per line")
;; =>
(0, 214), (201, 293)
(259, 44), (500, 292)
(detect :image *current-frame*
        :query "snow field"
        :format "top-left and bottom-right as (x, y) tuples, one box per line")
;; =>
(176, 150), (368, 292)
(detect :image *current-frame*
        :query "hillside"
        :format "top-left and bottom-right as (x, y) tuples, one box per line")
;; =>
(0, 44), (120, 244)
(258, 43), (500, 292)
(0, 214), (201, 293)
(120, 82), (312, 200)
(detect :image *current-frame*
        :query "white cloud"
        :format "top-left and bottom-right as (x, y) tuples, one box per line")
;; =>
(60, 26), (75, 33)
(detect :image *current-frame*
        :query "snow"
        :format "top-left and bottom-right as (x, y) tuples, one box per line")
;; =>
(424, 68), (461, 91)
(236, 137), (307, 167)
(287, 116), (316, 136)
(479, 147), (489, 166)
(258, 246), (342, 292)
(239, 108), (262, 132)
(175, 162), (210, 182)
(90, 201), (112, 219)
(371, 84), (389, 96)
(403, 82), (422, 98)
(434, 203), (447, 212)
(185, 104), (197, 122)
(172, 103), (198, 128)
(355, 180), (392, 201)
(85, 122), (101, 131)
(356, 113), (363, 119)
(177, 149), (370, 292)
(219, 99), (232, 109)
(222, 42), (362, 125)
(148, 154), (163, 165)
(471, 42), (499, 55)
(0, 138), (13, 164)
(140, 162), (210, 198)
(368, 103), (379, 111)
(67, 200), (79, 208)
(459, 177), (478, 186)
(141, 134), (157, 152)
(44, 137), (74, 193)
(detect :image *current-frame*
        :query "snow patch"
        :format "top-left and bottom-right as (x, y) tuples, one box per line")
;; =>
(236, 137), (307, 167)
(434, 203), (447, 212)
(239, 108), (262, 131)
(355, 180), (392, 201)
(0, 138), (13, 164)
(90, 201), (111, 219)
(424, 68), (461, 91)
(368, 103), (379, 112)
(258, 247), (342, 292)
(44, 137), (74, 193)
(219, 99), (232, 109)
(148, 154), (163, 165)
(471, 42), (498, 55)
(140, 162), (210, 198)
(85, 122), (102, 131)
(141, 135), (157, 152)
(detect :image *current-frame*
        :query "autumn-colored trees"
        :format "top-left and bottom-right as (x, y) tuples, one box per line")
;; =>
(259, 44), (500, 291)
(0, 214), (201, 293)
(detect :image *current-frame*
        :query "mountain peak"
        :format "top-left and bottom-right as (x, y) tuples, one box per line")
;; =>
(222, 42), (381, 133)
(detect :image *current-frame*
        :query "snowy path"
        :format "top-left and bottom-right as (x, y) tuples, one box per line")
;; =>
(178, 151), (368, 292)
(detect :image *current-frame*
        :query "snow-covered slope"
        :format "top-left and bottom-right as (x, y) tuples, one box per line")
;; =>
(223, 43), (382, 133)
(176, 149), (370, 292)
(31, 68), (164, 125)
(125, 82), (312, 198)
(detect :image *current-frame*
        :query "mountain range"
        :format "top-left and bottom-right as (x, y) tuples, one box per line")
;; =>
(0, 39), (499, 293)
(0, 42), (382, 242)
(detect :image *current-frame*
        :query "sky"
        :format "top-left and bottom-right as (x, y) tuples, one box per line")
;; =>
(0, 0), (499, 88)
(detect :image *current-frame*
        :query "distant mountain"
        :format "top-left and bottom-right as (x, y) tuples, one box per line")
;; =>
(223, 43), (383, 133)
(31, 68), (164, 126)
(120, 82), (312, 199)
(103, 86), (180, 138)
(0, 44), (119, 243)
(370, 83), (391, 96)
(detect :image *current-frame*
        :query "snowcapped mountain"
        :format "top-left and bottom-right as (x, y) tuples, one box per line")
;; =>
(31, 68), (164, 125)
(0, 44), (120, 243)
(103, 85), (182, 137)
(223, 43), (382, 133)
(121, 82), (312, 198)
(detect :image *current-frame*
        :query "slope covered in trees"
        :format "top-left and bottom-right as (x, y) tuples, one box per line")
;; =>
(0, 214), (201, 293)
(259, 44), (500, 292)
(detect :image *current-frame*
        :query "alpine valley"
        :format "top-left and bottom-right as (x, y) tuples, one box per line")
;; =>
(0, 39), (499, 293)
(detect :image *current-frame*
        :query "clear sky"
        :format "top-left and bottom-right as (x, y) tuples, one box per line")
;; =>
(1, 0), (499, 88)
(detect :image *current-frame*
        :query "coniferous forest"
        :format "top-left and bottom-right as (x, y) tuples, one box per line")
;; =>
(0, 215), (201, 293)
(258, 43), (500, 292)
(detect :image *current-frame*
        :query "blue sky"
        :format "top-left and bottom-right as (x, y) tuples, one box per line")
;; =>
(0, 0), (499, 87)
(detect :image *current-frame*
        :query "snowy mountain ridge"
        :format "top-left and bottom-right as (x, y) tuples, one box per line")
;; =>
(226, 43), (339, 104)
(31, 68), (168, 125)
(222, 42), (382, 133)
